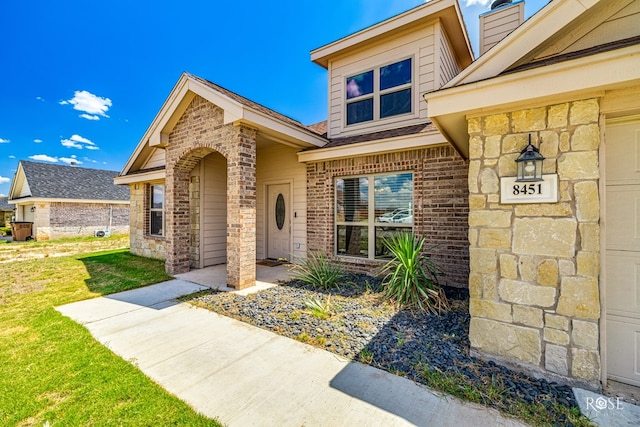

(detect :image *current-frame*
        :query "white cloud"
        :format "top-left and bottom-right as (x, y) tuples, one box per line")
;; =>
(29, 154), (58, 163)
(34, 139), (43, 143)
(464, 0), (491, 6)
(8, 155), (15, 159)
(60, 156), (82, 165)
(36, 96), (45, 101)
(0, 194), (5, 197)
(0, 176), (9, 184)
(82, 157), (98, 163)
(0, 138), (10, 143)
(60, 134), (98, 150)
(80, 113), (100, 121)
(60, 90), (112, 120)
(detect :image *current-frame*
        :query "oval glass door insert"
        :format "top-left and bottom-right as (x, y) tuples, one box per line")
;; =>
(275, 194), (285, 230)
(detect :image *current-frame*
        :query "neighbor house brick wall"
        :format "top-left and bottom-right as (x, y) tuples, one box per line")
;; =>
(34, 202), (129, 240)
(467, 98), (602, 389)
(129, 183), (165, 260)
(164, 95), (256, 289)
(306, 145), (469, 288)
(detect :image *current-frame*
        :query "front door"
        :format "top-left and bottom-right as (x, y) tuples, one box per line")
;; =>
(267, 184), (291, 260)
(606, 117), (640, 387)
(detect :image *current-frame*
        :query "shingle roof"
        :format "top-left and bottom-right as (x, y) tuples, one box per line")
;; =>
(17, 161), (129, 201)
(0, 197), (13, 211)
(321, 123), (437, 149)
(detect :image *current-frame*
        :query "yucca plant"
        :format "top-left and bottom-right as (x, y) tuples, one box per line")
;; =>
(379, 232), (449, 314)
(291, 252), (344, 290)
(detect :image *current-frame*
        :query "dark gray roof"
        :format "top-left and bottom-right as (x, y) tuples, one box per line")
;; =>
(16, 161), (129, 201)
(0, 197), (13, 211)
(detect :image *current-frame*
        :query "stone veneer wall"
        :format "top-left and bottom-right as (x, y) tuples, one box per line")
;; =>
(467, 98), (601, 388)
(307, 145), (469, 288)
(129, 184), (166, 260)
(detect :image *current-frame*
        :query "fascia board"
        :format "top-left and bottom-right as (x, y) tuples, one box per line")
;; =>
(10, 198), (130, 205)
(311, 0), (459, 67)
(114, 169), (165, 185)
(8, 163), (26, 200)
(444, 0), (600, 88)
(297, 131), (447, 163)
(241, 109), (327, 148)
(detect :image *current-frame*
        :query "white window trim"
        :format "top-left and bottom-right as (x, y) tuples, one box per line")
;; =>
(335, 172), (414, 260)
(344, 56), (415, 128)
(149, 184), (165, 237)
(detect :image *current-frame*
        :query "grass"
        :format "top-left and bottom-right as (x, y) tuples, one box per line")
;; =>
(0, 240), (222, 426)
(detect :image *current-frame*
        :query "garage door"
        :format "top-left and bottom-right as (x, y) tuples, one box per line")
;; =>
(606, 117), (640, 387)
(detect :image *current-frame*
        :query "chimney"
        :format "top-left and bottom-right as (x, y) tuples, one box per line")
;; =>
(479, 0), (525, 55)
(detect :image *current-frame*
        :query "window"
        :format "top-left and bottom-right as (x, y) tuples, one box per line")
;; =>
(345, 58), (412, 126)
(336, 172), (413, 259)
(150, 184), (164, 236)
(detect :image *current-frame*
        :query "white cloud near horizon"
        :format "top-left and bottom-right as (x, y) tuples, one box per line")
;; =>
(34, 139), (43, 143)
(60, 90), (112, 120)
(464, 0), (491, 6)
(60, 156), (82, 165)
(61, 134), (99, 150)
(0, 138), (10, 143)
(29, 154), (58, 163)
(0, 176), (10, 184)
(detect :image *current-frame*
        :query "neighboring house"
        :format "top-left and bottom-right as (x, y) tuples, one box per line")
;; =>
(116, 0), (640, 393)
(0, 197), (14, 227)
(9, 160), (130, 240)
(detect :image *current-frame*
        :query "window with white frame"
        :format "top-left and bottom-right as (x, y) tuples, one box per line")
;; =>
(345, 58), (412, 126)
(149, 184), (164, 236)
(335, 172), (413, 259)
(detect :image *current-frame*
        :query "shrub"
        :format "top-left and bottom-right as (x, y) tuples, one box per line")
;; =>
(304, 296), (332, 319)
(291, 252), (344, 290)
(379, 232), (448, 314)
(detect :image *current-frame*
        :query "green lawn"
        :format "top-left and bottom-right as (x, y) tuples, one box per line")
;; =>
(0, 246), (223, 426)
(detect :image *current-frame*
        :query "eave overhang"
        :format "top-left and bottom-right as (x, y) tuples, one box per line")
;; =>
(9, 197), (129, 205)
(424, 45), (640, 159)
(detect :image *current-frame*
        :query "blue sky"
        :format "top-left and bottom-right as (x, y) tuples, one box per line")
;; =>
(0, 0), (548, 196)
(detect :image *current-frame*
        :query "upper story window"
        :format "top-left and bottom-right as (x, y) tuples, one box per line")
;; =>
(346, 58), (412, 126)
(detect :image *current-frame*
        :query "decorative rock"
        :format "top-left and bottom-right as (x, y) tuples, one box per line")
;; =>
(571, 124), (600, 151)
(537, 259), (559, 287)
(514, 203), (572, 218)
(498, 279), (556, 307)
(485, 135), (502, 158)
(558, 259), (576, 276)
(545, 313), (569, 331)
(572, 320), (599, 350)
(559, 131), (571, 152)
(468, 228), (478, 246)
(480, 168), (499, 194)
(469, 160), (480, 192)
(575, 181), (599, 222)
(570, 99), (599, 125)
(545, 344), (569, 375)
(513, 305), (543, 328)
(468, 117), (482, 134)
(499, 254), (518, 279)
(502, 133), (528, 154)
(576, 251), (599, 278)
(548, 103), (569, 128)
(484, 114), (509, 136)
(579, 223), (600, 252)
(498, 153), (519, 177)
(512, 107), (546, 132)
(518, 256), (537, 282)
(469, 194), (486, 210)
(479, 229), (512, 249)
(469, 135), (484, 159)
(469, 210), (512, 228)
(470, 318), (542, 365)
(470, 248), (497, 274)
(544, 327), (570, 345)
(513, 218), (577, 258)
(557, 152), (599, 180)
(470, 299), (512, 323)
(469, 272), (483, 299)
(571, 348), (601, 381)
(556, 277), (600, 320)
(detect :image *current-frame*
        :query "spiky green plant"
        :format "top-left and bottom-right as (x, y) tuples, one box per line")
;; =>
(304, 295), (332, 319)
(292, 252), (344, 290)
(379, 232), (448, 314)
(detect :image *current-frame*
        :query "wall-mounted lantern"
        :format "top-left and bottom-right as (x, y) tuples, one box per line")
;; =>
(515, 135), (545, 182)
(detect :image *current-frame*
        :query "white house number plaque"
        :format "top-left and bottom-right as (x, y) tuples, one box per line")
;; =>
(500, 174), (558, 204)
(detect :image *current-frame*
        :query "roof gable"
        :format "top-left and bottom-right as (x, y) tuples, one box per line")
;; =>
(445, 0), (637, 88)
(9, 161), (129, 202)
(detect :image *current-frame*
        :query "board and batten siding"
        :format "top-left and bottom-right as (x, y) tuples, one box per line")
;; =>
(437, 22), (461, 87)
(197, 153), (227, 267)
(256, 144), (307, 262)
(327, 24), (437, 139)
(142, 148), (166, 169)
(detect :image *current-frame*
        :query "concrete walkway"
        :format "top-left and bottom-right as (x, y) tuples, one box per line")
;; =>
(57, 279), (528, 427)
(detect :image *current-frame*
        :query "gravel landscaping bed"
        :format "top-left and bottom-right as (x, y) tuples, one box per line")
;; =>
(186, 274), (585, 426)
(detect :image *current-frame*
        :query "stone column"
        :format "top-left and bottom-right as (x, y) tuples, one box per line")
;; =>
(226, 124), (257, 289)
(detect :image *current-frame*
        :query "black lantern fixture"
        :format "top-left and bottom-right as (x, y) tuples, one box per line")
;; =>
(515, 134), (545, 182)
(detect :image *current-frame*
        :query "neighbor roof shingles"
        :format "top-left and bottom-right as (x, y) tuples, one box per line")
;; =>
(17, 161), (129, 201)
